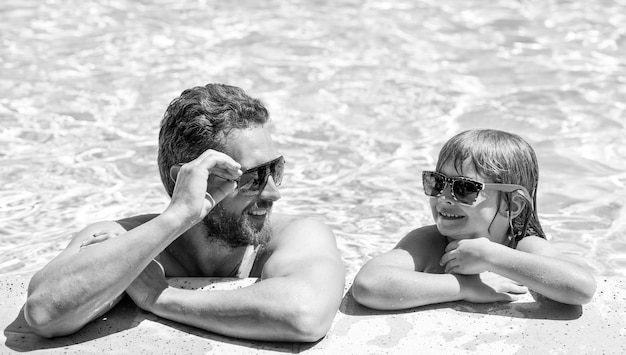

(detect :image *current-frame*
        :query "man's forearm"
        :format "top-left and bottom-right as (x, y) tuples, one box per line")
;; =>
(25, 212), (189, 337)
(150, 276), (342, 342)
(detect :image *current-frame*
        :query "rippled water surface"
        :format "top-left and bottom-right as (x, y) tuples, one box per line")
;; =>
(1, 0), (625, 278)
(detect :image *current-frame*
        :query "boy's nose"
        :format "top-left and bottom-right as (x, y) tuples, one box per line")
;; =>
(438, 183), (455, 204)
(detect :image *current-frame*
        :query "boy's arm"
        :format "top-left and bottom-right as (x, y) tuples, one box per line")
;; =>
(441, 236), (597, 305)
(352, 249), (468, 310)
(130, 218), (345, 342)
(352, 226), (524, 310)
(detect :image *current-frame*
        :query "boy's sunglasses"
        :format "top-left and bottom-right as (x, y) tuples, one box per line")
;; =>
(422, 171), (533, 207)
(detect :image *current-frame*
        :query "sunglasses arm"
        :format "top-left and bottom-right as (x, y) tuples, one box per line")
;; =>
(484, 183), (534, 211)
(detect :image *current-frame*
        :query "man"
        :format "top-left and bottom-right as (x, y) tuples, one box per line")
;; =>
(24, 84), (345, 342)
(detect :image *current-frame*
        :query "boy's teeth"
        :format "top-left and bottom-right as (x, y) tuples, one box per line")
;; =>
(441, 212), (461, 217)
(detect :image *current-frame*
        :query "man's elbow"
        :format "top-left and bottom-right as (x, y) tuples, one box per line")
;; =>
(287, 303), (335, 342)
(24, 295), (81, 338)
(24, 297), (59, 338)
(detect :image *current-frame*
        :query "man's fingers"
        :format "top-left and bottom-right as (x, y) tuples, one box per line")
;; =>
(210, 167), (243, 180)
(173, 150), (242, 181)
(79, 232), (118, 249)
(92, 231), (118, 237)
(205, 180), (238, 211)
(178, 151), (242, 185)
(208, 181), (237, 205)
(171, 152), (242, 192)
(194, 150), (241, 174)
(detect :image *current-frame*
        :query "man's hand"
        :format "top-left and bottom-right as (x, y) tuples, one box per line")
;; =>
(166, 149), (242, 225)
(126, 260), (168, 312)
(440, 237), (502, 275)
(79, 231), (119, 250)
(457, 273), (527, 303)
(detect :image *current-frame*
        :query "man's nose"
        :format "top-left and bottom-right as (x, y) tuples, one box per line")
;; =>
(259, 176), (281, 201)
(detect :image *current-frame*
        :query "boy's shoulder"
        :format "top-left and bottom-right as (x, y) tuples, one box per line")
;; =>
(394, 225), (447, 272)
(398, 225), (445, 247)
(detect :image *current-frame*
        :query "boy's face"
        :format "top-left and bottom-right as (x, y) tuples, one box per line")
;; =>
(429, 159), (509, 243)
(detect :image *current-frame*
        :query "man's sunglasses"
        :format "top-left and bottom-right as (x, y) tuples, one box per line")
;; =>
(231, 156), (285, 196)
(422, 170), (533, 207)
(171, 156), (285, 196)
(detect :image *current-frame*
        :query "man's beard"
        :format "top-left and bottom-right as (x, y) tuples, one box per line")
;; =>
(202, 206), (272, 248)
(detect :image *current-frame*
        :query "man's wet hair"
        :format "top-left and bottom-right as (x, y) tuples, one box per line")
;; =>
(158, 83), (269, 197)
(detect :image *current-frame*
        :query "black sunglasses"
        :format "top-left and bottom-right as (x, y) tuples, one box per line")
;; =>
(170, 156), (285, 196)
(422, 170), (532, 207)
(233, 156), (285, 196)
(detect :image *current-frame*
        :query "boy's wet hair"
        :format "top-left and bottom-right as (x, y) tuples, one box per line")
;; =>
(157, 83), (269, 197)
(436, 129), (545, 241)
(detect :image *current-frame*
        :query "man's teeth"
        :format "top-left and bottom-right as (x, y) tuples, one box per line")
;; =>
(249, 210), (267, 216)
(440, 212), (462, 218)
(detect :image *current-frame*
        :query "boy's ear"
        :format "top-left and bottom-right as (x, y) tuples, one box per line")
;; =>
(507, 194), (526, 218)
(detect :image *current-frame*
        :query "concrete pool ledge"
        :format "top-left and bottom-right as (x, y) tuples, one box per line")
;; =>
(1, 276), (624, 354)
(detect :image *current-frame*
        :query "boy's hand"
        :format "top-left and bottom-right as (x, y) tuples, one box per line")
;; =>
(440, 237), (502, 275)
(458, 274), (527, 303)
(480, 271), (528, 295)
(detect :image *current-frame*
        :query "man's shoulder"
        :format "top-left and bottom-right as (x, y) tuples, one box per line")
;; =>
(266, 214), (335, 250)
(256, 214), (343, 279)
(270, 214), (332, 236)
(116, 214), (160, 231)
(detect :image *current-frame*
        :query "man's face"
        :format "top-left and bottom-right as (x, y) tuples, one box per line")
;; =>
(203, 126), (282, 248)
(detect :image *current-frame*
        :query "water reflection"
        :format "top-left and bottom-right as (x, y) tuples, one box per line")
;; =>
(1, 0), (625, 278)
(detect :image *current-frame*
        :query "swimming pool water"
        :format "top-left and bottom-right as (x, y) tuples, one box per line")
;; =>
(1, 0), (625, 278)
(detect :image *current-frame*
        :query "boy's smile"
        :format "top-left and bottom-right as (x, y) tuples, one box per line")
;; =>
(430, 160), (509, 244)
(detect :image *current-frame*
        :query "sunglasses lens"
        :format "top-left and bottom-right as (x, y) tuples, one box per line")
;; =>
(237, 157), (285, 195)
(423, 172), (445, 196)
(271, 157), (285, 186)
(422, 171), (483, 205)
(452, 180), (481, 205)
(238, 173), (260, 193)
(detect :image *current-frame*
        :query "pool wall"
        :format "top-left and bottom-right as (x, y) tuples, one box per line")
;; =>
(2, 275), (624, 354)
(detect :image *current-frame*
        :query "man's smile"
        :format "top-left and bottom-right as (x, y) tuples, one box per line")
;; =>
(248, 210), (267, 216)
(244, 201), (273, 224)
